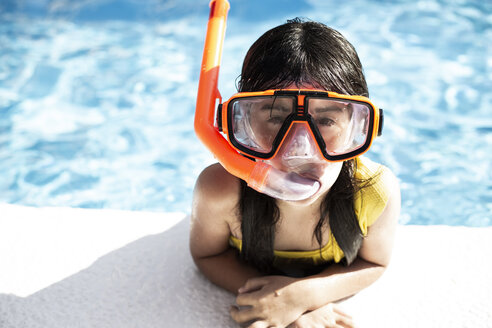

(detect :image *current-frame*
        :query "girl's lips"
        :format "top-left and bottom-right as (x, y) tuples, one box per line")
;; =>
(265, 158), (335, 189)
(293, 163), (328, 181)
(274, 163), (328, 183)
(296, 171), (321, 183)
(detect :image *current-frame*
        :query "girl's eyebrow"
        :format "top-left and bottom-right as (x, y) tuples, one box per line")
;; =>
(260, 105), (290, 112)
(313, 105), (345, 113)
(312, 101), (352, 114)
(260, 97), (291, 113)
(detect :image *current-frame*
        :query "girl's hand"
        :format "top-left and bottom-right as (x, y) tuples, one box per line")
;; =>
(229, 275), (307, 327)
(288, 303), (355, 328)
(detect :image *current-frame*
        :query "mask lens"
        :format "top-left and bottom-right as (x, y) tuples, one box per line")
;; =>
(230, 96), (295, 154)
(307, 98), (371, 156)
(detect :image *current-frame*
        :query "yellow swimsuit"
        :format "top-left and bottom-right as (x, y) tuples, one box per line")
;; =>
(229, 156), (391, 273)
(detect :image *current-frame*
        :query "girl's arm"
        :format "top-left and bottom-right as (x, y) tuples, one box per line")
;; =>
(296, 168), (401, 308)
(189, 163), (262, 294)
(230, 169), (401, 326)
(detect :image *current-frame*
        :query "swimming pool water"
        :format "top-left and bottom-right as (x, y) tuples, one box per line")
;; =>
(0, 0), (490, 226)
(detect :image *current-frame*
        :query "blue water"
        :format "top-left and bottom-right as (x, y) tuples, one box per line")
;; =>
(0, 0), (490, 226)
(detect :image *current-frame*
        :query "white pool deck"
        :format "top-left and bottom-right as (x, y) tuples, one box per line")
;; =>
(0, 203), (491, 327)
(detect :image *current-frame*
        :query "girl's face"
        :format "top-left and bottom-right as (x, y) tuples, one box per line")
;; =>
(264, 128), (343, 206)
(261, 83), (345, 206)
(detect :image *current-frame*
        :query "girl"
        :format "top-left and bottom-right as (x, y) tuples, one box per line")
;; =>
(190, 18), (400, 328)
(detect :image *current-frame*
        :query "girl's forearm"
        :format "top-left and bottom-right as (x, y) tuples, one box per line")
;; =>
(193, 247), (262, 294)
(297, 257), (386, 311)
(195, 251), (385, 314)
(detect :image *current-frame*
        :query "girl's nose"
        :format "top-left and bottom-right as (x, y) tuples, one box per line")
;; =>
(278, 123), (324, 165)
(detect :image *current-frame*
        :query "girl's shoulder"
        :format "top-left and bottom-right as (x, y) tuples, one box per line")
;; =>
(355, 156), (397, 195)
(355, 156), (388, 177)
(194, 163), (241, 219)
(196, 162), (241, 194)
(354, 156), (399, 231)
(190, 164), (242, 260)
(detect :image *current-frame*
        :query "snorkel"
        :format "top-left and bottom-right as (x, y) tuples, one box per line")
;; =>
(195, 0), (320, 201)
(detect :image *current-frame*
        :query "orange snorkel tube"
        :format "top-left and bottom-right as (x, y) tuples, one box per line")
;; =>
(195, 0), (320, 201)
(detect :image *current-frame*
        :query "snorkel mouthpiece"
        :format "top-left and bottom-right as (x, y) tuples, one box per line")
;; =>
(248, 162), (321, 201)
(195, 0), (320, 201)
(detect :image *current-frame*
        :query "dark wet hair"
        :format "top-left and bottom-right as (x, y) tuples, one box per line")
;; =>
(238, 18), (368, 96)
(237, 18), (368, 274)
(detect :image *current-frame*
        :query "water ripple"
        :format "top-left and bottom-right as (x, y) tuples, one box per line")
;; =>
(0, 0), (490, 224)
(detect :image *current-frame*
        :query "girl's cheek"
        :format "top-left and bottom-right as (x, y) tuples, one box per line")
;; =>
(319, 162), (343, 187)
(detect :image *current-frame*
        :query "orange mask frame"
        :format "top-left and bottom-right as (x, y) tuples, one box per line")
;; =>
(219, 89), (383, 163)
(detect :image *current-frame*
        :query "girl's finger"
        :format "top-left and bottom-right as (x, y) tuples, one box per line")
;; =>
(334, 313), (355, 328)
(331, 305), (355, 328)
(235, 292), (257, 306)
(238, 277), (269, 293)
(332, 304), (352, 318)
(230, 305), (260, 324)
(247, 320), (271, 328)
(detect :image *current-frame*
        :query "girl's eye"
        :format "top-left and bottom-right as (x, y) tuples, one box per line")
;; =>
(267, 116), (284, 124)
(316, 117), (336, 126)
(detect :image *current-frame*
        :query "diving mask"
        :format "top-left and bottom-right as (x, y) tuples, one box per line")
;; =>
(219, 89), (383, 163)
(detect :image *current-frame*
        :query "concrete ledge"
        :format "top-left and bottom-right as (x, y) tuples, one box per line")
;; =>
(0, 203), (490, 327)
